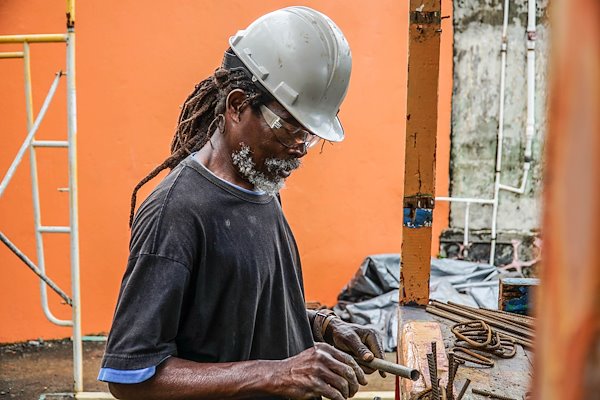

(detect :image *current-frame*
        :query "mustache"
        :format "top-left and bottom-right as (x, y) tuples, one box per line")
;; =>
(265, 157), (302, 174)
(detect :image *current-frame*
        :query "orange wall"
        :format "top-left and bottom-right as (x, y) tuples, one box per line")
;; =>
(0, 0), (451, 343)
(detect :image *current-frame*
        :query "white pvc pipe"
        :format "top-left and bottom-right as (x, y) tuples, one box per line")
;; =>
(436, 196), (495, 204)
(437, 0), (537, 268)
(499, 162), (530, 193)
(501, 0), (536, 195)
(436, 197), (494, 257)
(489, 0), (512, 266)
(463, 202), (470, 252)
(526, 0), (536, 162)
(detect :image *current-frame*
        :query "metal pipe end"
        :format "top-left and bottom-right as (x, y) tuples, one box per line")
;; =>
(409, 369), (421, 381)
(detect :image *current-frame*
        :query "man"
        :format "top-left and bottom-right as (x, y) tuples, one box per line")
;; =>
(99, 6), (385, 400)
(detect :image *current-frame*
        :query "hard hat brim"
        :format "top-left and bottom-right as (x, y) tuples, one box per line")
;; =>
(321, 116), (344, 143)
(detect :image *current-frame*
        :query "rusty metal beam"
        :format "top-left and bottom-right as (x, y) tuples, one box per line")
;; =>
(399, 0), (442, 305)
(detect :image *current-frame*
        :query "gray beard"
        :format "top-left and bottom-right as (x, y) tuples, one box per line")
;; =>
(231, 143), (301, 196)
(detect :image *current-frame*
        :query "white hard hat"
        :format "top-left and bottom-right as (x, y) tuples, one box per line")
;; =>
(227, 6), (352, 142)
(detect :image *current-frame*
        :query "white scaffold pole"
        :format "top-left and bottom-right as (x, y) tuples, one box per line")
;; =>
(66, 0), (83, 392)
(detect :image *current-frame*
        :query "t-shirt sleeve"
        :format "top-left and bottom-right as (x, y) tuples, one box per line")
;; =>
(101, 254), (191, 371)
(97, 365), (156, 384)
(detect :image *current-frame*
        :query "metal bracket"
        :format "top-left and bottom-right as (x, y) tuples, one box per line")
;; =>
(404, 195), (435, 209)
(403, 195), (435, 228)
(410, 11), (441, 25)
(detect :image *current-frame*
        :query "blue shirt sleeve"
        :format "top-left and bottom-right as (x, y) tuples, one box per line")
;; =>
(98, 366), (156, 384)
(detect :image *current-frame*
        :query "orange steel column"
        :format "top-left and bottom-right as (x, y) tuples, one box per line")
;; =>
(399, 0), (442, 305)
(533, 0), (600, 398)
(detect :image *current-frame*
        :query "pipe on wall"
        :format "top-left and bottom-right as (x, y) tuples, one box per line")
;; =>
(438, 0), (538, 266)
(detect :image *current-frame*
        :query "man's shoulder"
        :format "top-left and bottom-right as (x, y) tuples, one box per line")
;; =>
(149, 159), (214, 203)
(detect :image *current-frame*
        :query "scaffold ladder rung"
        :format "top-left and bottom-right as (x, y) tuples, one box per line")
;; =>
(39, 226), (71, 233)
(33, 140), (69, 148)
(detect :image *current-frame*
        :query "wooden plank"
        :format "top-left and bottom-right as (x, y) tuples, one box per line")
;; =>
(533, 0), (600, 398)
(398, 320), (448, 399)
(399, 0), (442, 305)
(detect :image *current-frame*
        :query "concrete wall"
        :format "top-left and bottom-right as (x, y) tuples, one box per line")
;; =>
(442, 0), (548, 263)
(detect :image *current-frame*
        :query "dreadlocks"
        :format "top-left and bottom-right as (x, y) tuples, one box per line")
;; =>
(128, 66), (269, 227)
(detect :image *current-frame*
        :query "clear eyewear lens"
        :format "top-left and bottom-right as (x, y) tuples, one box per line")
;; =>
(306, 135), (320, 148)
(260, 105), (319, 150)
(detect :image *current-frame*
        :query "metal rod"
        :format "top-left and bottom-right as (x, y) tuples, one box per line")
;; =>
(0, 71), (63, 198)
(354, 357), (420, 381)
(427, 353), (440, 400)
(426, 305), (533, 348)
(453, 281), (499, 290)
(456, 379), (471, 400)
(481, 306), (535, 322)
(0, 232), (73, 308)
(0, 51), (24, 59)
(467, 308), (534, 328)
(446, 353), (456, 400)
(66, 20), (84, 392)
(446, 301), (535, 334)
(0, 34), (68, 43)
(472, 388), (517, 400)
(426, 305), (467, 323)
(427, 304), (534, 348)
(32, 140), (69, 148)
(431, 301), (533, 338)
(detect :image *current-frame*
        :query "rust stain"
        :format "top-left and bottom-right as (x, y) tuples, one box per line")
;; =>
(66, 12), (75, 29)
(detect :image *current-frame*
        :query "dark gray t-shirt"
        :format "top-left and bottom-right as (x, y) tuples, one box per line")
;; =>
(102, 155), (314, 375)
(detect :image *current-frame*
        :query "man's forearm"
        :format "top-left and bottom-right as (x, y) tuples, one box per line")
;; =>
(109, 356), (282, 400)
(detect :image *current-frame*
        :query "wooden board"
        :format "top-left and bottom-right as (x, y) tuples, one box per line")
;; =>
(399, 0), (442, 306)
(399, 305), (533, 399)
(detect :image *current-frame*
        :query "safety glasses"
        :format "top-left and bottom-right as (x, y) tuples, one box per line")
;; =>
(259, 104), (320, 151)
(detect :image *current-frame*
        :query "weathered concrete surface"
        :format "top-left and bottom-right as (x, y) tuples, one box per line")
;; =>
(449, 0), (548, 234)
(440, 228), (540, 274)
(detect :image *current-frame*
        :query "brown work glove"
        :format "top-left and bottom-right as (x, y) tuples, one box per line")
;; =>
(324, 318), (387, 377)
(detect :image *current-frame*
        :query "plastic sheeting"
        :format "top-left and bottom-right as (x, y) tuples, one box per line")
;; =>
(333, 254), (500, 351)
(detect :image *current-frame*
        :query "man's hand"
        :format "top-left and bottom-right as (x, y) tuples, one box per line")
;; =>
(274, 343), (367, 400)
(324, 319), (386, 377)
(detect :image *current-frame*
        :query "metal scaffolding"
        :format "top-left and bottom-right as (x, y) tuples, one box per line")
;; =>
(0, 0), (87, 395)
